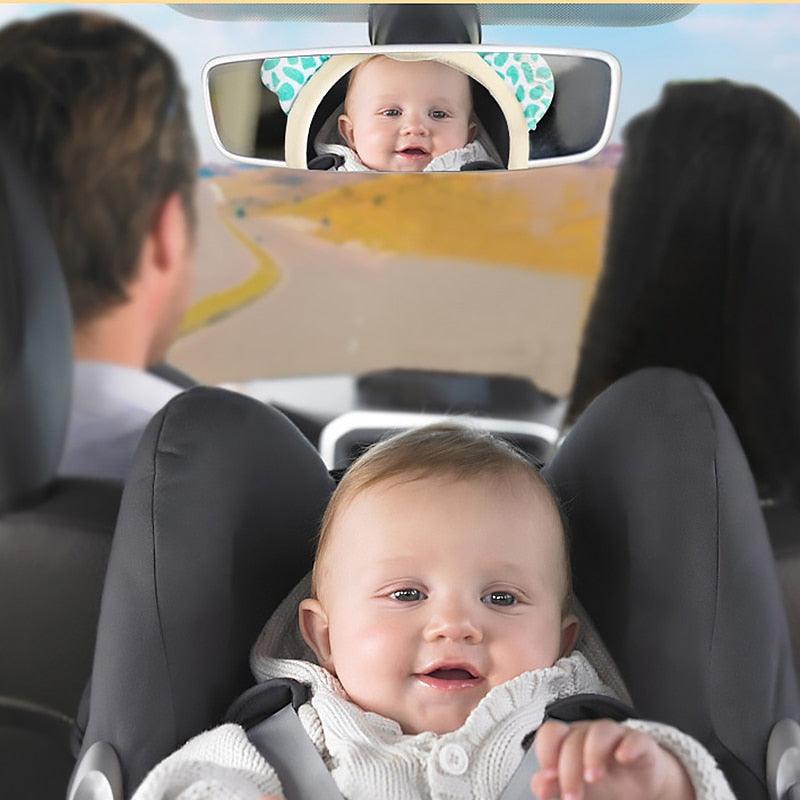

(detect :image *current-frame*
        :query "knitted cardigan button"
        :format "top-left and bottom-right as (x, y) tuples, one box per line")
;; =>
(438, 743), (469, 775)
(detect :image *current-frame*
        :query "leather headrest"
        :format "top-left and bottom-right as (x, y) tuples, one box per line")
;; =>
(0, 144), (72, 511)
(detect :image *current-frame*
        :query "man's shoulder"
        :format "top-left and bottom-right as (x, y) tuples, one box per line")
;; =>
(59, 360), (185, 481)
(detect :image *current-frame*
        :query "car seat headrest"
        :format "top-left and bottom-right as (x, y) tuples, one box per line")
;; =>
(251, 572), (633, 706)
(543, 366), (800, 800)
(0, 142), (72, 512)
(79, 387), (335, 794)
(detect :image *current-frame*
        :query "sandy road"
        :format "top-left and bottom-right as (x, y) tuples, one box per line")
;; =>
(169, 205), (589, 396)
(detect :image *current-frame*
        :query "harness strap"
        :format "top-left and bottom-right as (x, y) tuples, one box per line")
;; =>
(499, 746), (541, 800)
(246, 703), (344, 800)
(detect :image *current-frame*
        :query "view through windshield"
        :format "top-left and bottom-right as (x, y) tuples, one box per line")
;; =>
(6, 3), (800, 398)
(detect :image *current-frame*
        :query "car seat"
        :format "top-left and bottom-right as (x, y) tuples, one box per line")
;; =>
(0, 143), (122, 799)
(69, 369), (800, 800)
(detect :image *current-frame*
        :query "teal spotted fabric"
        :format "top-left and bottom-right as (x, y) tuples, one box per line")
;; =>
(480, 52), (554, 130)
(261, 55), (331, 114)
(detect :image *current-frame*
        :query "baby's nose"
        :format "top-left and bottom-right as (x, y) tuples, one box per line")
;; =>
(423, 602), (483, 643)
(401, 113), (429, 135)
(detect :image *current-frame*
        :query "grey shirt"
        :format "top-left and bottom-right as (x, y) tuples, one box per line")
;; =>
(58, 360), (182, 481)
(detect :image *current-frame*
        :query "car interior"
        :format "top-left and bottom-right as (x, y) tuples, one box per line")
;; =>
(0, 143), (122, 798)
(3, 3), (800, 800)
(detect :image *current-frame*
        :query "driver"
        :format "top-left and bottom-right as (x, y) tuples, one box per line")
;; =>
(132, 424), (733, 800)
(319, 56), (499, 172)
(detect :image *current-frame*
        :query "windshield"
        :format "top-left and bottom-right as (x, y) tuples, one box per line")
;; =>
(5, 3), (800, 399)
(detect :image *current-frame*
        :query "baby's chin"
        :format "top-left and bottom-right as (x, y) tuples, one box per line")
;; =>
(396, 705), (477, 735)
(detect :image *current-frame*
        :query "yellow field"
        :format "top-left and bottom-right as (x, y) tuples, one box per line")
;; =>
(214, 165), (614, 280)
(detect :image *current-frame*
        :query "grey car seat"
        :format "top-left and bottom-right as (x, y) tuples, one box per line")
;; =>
(69, 369), (799, 799)
(0, 144), (122, 799)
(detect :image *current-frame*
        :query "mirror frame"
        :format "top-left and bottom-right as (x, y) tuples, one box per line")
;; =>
(203, 43), (621, 171)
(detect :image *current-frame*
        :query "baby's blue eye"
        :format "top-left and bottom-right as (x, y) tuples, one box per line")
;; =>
(382, 108), (401, 117)
(430, 110), (449, 120)
(482, 591), (516, 607)
(390, 588), (424, 601)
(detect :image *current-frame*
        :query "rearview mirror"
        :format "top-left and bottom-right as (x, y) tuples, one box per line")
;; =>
(204, 45), (620, 172)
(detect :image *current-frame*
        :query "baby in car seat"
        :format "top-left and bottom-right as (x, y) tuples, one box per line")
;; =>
(132, 424), (733, 800)
(318, 56), (499, 172)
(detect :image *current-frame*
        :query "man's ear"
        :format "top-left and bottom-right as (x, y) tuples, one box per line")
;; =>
(337, 114), (355, 148)
(150, 192), (190, 278)
(299, 598), (335, 672)
(559, 613), (580, 658)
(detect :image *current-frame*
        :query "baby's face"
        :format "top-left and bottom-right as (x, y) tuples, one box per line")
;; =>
(337, 57), (477, 172)
(300, 473), (577, 735)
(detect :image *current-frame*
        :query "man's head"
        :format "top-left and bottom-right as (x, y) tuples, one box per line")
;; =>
(337, 56), (477, 172)
(300, 423), (578, 735)
(0, 12), (197, 362)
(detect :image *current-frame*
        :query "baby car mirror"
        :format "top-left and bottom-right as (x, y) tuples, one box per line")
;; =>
(204, 45), (620, 172)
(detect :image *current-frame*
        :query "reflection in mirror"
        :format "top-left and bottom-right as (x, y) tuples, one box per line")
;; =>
(205, 47), (619, 172)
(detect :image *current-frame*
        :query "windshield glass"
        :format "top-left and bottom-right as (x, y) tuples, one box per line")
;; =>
(5, 3), (800, 398)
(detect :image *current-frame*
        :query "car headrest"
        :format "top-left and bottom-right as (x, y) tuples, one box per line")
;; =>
(0, 143), (72, 512)
(79, 387), (335, 795)
(543, 367), (800, 800)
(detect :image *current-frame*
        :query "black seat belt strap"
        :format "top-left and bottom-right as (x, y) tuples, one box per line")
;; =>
(246, 703), (344, 800)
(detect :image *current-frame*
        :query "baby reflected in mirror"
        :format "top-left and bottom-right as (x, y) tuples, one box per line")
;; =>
(331, 56), (499, 172)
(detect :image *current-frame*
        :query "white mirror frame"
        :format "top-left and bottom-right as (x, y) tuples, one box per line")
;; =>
(203, 43), (621, 171)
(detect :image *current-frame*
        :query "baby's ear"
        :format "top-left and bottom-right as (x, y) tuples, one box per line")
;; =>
(299, 598), (335, 671)
(467, 120), (478, 143)
(559, 613), (580, 658)
(337, 114), (355, 148)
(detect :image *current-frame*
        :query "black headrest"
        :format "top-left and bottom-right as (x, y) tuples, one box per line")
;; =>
(79, 387), (335, 795)
(543, 367), (800, 800)
(0, 144), (72, 512)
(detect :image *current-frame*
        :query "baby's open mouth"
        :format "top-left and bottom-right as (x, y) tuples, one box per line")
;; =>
(416, 664), (483, 690)
(428, 668), (475, 680)
(396, 147), (430, 158)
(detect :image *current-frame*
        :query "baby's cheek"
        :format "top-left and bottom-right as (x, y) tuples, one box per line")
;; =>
(332, 617), (408, 674)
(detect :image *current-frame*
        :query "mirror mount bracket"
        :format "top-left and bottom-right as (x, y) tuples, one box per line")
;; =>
(368, 4), (481, 44)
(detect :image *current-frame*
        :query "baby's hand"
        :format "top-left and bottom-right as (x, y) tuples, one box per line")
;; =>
(531, 719), (695, 800)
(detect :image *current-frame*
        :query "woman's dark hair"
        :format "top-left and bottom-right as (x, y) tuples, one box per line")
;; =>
(567, 80), (800, 504)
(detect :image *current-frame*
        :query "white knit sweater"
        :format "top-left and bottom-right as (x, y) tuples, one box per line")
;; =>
(132, 652), (734, 800)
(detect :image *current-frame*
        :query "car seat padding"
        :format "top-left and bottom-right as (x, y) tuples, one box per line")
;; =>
(78, 388), (335, 795)
(544, 367), (800, 800)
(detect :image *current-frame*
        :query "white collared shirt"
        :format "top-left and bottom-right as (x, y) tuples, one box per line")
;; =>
(58, 360), (182, 481)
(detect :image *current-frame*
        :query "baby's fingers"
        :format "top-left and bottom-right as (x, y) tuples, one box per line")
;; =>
(534, 719), (571, 773)
(532, 720), (570, 798)
(555, 723), (592, 800)
(582, 720), (628, 783)
(614, 728), (656, 766)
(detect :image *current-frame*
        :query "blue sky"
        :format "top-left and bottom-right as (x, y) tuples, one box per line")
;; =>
(3, 4), (800, 164)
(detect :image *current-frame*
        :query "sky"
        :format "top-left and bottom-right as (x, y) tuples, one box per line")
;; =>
(2, 4), (800, 164)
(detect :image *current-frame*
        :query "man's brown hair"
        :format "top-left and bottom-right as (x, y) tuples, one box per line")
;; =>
(312, 422), (572, 609)
(0, 11), (198, 324)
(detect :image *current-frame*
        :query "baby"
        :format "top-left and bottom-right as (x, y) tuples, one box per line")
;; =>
(134, 424), (733, 800)
(330, 56), (488, 172)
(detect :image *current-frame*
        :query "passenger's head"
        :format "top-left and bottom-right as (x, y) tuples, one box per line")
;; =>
(337, 56), (477, 172)
(299, 423), (578, 734)
(567, 80), (800, 505)
(0, 11), (197, 360)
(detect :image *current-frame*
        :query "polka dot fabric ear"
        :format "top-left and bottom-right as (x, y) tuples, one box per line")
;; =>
(480, 52), (555, 130)
(261, 54), (331, 114)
